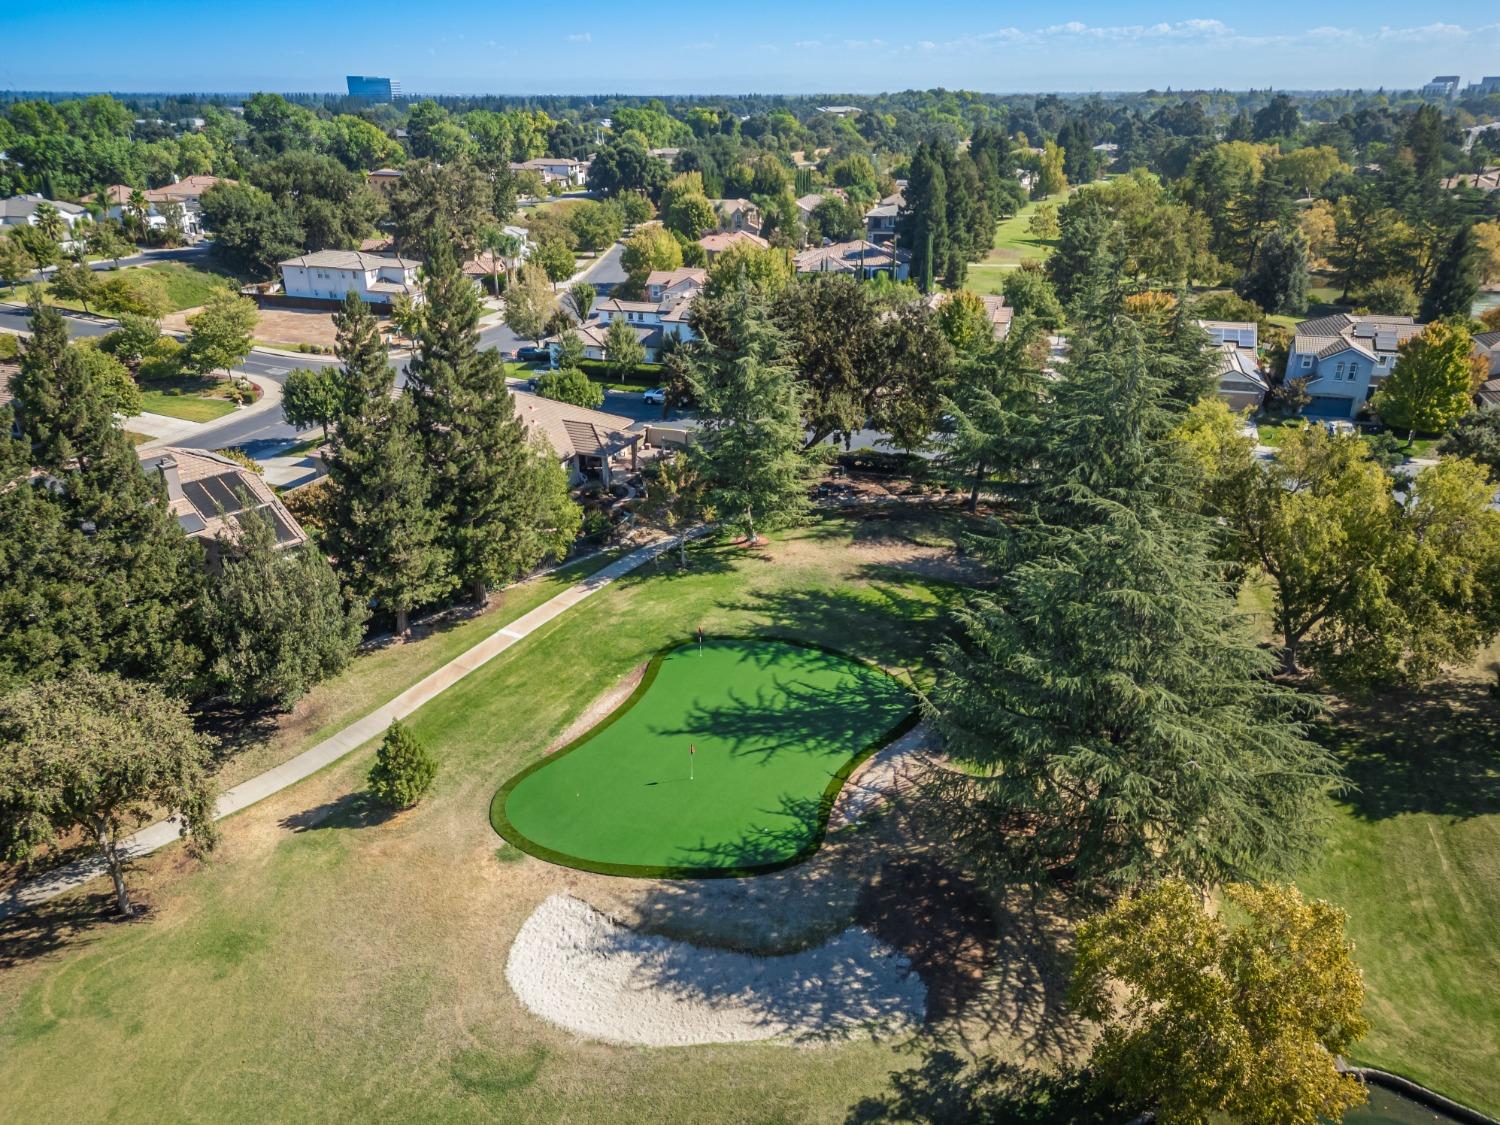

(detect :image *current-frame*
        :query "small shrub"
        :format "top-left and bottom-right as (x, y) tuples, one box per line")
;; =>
(0, 333), (19, 360)
(368, 720), (437, 809)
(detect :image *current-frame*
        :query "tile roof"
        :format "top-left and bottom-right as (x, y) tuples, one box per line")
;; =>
(142, 447), (308, 548)
(794, 240), (910, 274)
(279, 249), (421, 270)
(509, 390), (638, 460)
(698, 230), (769, 253)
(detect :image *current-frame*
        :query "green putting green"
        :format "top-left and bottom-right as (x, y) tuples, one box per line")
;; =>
(490, 638), (917, 877)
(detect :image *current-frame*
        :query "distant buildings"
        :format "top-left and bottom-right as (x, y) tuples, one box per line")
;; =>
(1467, 76), (1500, 97)
(346, 75), (400, 102)
(1421, 75), (1461, 98)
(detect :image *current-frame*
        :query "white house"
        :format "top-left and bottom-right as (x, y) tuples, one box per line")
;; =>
(0, 194), (91, 250)
(567, 269), (705, 363)
(1285, 313), (1425, 420)
(509, 157), (587, 186)
(96, 177), (231, 240)
(278, 249), (421, 308)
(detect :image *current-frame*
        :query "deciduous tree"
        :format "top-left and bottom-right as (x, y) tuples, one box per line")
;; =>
(1374, 319), (1476, 437)
(0, 671), (218, 916)
(1071, 880), (1367, 1125)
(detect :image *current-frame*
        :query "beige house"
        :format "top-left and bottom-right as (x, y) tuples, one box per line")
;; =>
(794, 239), (910, 281)
(698, 229), (769, 260)
(510, 391), (641, 487)
(142, 447), (309, 569)
(710, 198), (761, 234)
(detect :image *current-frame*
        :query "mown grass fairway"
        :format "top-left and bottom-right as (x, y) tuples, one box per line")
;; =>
(494, 638), (915, 876)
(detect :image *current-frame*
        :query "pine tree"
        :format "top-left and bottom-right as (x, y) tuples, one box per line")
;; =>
(198, 504), (367, 709)
(9, 301), (205, 685)
(1237, 226), (1309, 316)
(407, 235), (579, 606)
(927, 310), (1337, 894)
(686, 283), (814, 543)
(1420, 224), (1482, 322)
(326, 295), (453, 637)
(367, 720), (437, 808)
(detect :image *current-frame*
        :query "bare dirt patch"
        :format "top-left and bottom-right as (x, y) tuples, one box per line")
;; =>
(162, 305), (385, 350)
(545, 661), (647, 754)
(847, 535), (988, 585)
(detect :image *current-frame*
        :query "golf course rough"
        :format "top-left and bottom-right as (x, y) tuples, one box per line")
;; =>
(491, 638), (919, 878)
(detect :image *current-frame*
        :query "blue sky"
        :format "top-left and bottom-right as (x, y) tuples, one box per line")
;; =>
(8, 3), (1499, 94)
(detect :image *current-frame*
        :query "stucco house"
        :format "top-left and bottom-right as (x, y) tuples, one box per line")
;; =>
(794, 239), (910, 281)
(1285, 313), (1425, 420)
(509, 390), (641, 487)
(1199, 320), (1270, 413)
(698, 229), (769, 260)
(93, 176), (233, 240)
(142, 447), (309, 569)
(278, 249), (421, 308)
(567, 268), (705, 364)
(0, 194), (91, 250)
(710, 198), (760, 234)
(510, 157), (587, 186)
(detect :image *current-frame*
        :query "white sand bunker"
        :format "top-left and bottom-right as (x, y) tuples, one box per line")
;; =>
(507, 894), (926, 1046)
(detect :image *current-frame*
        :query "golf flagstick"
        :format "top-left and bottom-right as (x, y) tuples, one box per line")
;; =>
(690, 743), (695, 781)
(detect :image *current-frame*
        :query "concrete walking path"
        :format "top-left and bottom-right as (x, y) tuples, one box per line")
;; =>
(0, 533), (694, 919)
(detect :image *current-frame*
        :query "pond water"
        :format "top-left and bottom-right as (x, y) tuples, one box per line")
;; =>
(1342, 1085), (1474, 1125)
(1475, 291), (1500, 317)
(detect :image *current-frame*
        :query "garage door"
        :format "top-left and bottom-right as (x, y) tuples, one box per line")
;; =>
(1303, 395), (1356, 419)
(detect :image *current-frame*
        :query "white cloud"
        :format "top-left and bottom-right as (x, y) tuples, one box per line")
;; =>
(566, 32), (591, 44)
(793, 39), (821, 50)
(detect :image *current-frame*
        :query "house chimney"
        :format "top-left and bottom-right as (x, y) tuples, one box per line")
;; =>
(157, 454), (183, 501)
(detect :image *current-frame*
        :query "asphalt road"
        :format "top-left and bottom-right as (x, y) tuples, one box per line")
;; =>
(0, 303), (114, 338)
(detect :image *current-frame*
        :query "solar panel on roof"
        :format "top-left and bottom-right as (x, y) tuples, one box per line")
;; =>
(1353, 324), (1377, 338)
(183, 472), (248, 516)
(267, 507), (302, 545)
(176, 511), (208, 535)
(1375, 332), (1398, 351)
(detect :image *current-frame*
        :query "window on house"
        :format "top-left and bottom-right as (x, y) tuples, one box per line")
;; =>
(1335, 361), (1346, 381)
(1301, 355), (1313, 370)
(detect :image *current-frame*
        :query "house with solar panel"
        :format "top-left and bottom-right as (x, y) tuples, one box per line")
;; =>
(1284, 313), (1426, 420)
(142, 447), (309, 569)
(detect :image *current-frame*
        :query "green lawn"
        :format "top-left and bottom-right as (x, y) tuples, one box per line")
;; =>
(0, 515), (967, 1124)
(986, 191), (1068, 266)
(2, 262), (232, 315)
(1252, 416), (1442, 459)
(494, 638), (915, 876)
(137, 388), (239, 422)
(1297, 653), (1500, 1116)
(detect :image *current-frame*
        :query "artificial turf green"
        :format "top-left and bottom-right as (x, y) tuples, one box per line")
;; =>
(490, 638), (916, 877)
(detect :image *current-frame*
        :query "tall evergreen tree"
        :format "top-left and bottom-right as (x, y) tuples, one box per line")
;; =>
(326, 294), (454, 636)
(1420, 224), (1482, 323)
(407, 234), (579, 605)
(686, 284), (814, 542)
(926, 305), (1337, 894)
(1237, 225), (1309, 316)
(900, 143), (949, 294)
(7, 302), (205, 685)
(198, 504), (367, 709)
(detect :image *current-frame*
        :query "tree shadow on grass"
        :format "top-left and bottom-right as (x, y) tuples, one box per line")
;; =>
(1331, 678), (1500, 821)
(0, 888), (132, 970)
(844, 1051), (1140, 1125)
(279, 791), (398, 832)
(655, 672), (912, 767)
(724, 578), (956, 673)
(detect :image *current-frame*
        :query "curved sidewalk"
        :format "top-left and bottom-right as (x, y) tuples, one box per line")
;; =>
(0, 533), (696, 919)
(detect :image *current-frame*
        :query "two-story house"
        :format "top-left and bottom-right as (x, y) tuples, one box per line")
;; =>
(710, 198), (760, 235)
(569, 271), (705, 362)
(793, 239), (911, 281)
(1285, 313), (1425, 420)
(864, 191), (903, 243)
(1198, 320), (1270, 413)
(278, 249), (421, 308)
(0, 194), (91, 250)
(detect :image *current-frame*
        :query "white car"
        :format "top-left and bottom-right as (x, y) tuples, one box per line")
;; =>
(642, 387), (667, 406)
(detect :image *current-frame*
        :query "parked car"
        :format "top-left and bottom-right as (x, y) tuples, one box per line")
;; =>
(515, 345), (551, 364)
(642, 387), (667, 406)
